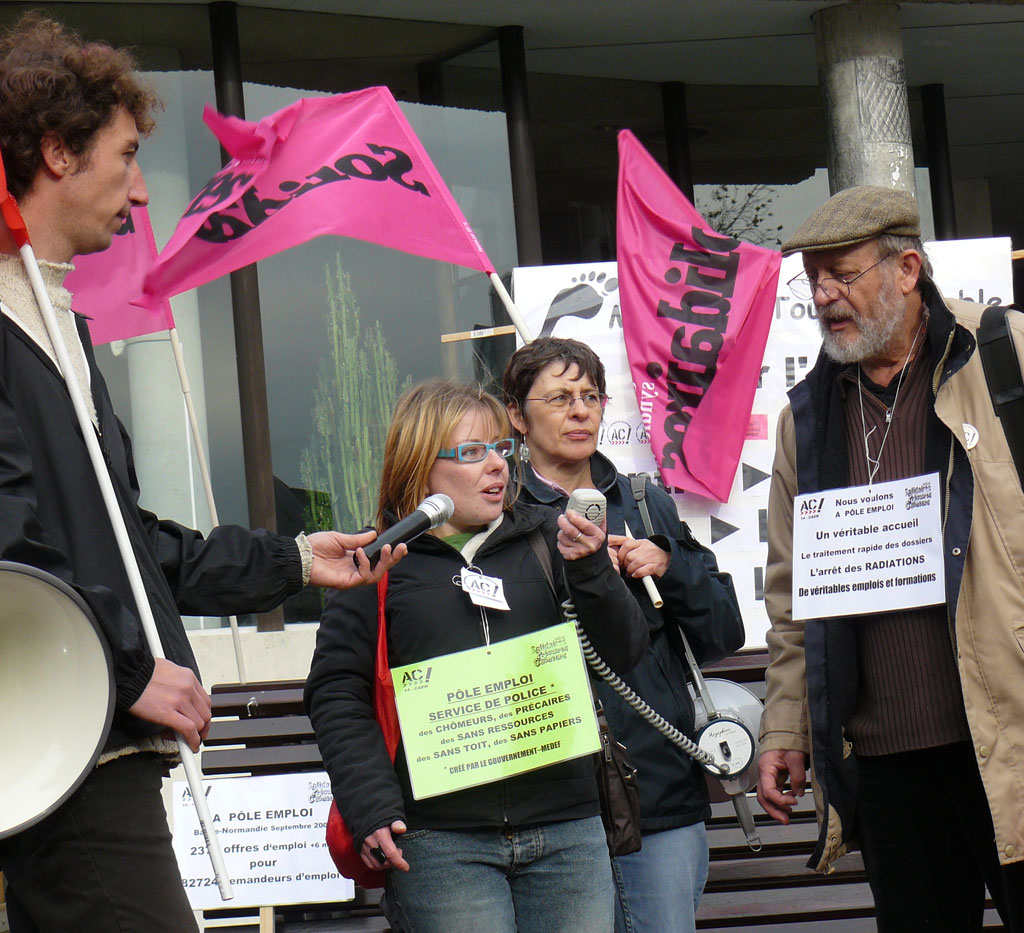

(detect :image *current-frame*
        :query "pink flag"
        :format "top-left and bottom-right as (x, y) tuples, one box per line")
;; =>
(67, 206), (173, 344)
(142, 87), (493, 307)
(616, 130), (781, 503)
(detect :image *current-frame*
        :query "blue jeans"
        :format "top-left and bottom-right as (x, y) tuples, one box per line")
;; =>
(382, 815), (614, 932)
(611, 823), (708, 932)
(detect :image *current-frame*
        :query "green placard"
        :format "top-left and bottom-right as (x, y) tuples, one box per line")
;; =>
(391, 622), (600, 799)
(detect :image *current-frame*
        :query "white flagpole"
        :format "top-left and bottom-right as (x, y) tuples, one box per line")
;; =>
(167, 326), (248, 683)
(19, 242), (234, 901)
(488, 271), (534, 342)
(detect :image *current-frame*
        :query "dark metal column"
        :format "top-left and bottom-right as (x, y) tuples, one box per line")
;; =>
(922, 84), (958, 240)
(209, 1), (283, 631)
(661, 82), (695, 202)
(417, 63), (444, 106)
(498, 25), (543, 266)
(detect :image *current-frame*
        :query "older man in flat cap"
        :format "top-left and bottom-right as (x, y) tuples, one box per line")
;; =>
(756, 185), (1024, 930)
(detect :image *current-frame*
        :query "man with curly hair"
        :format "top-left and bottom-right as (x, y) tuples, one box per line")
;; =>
(0, 15), (401, 931)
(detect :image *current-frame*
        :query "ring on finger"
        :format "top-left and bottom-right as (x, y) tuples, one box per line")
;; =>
(573, 531), (584, 541)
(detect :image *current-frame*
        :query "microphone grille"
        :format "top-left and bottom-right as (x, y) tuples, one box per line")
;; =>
(420, 493), (455, 528)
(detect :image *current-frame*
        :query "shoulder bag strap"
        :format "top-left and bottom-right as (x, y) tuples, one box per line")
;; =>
(372, 571), (401, 760)
(977, 305), (1024, 491)
(527, 527), (557, 596)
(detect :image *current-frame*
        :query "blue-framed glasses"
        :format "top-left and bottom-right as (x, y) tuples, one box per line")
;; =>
(437, 438), (516, 463)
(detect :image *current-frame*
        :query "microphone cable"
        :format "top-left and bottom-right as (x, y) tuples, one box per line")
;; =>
(562, 596), (725, 774)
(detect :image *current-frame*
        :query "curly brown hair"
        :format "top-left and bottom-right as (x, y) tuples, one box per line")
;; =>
(0, 13), (160, 198)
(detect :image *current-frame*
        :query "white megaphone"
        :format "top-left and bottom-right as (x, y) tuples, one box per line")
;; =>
(689, 677), (764, 850)
(0, 561), (114, 839)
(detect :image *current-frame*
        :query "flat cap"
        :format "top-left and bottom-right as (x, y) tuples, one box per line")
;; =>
(781, 185), (920, 256)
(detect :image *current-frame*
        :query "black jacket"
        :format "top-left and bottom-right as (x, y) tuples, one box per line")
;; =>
(519, 453), (744, 832)
(305, 503), (648, 848)
(0, 311), (305, 751)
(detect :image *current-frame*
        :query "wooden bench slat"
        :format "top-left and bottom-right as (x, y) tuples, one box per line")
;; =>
(707, 851), (865, 889)
(209, 687), (306, 718)
(201, 744), (324, 776)
(696, 881), (876, 926)
(205, 715), (315, 747)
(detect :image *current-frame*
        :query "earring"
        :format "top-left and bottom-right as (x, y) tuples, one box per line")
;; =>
(519, 441), (531, 463)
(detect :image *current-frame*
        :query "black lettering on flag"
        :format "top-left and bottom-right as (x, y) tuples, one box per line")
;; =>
(185, 170), (254, 217)
(188, 143), (431, 244)
(114, 213), (136, 237)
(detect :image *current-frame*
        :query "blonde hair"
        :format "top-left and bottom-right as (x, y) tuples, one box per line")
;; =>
(376, 379), (513, 530)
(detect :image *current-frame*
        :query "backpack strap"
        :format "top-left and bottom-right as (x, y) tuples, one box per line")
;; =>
(628, 473), (656, 538)
(977, 305), (1024, 491)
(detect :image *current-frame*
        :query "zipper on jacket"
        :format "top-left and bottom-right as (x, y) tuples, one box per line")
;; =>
(462, 559), (492, 646)
(941, 436), (958, 656)
(478, 604), (491, 646)
(93, 425), (113, 469)
(932, 323), (959, 657)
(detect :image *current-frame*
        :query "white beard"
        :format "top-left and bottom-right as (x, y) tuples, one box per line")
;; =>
(817, 274), (905, 366)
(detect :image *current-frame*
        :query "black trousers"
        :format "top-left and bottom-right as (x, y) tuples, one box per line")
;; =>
(0, 753), (197, 933)
(856, 742), (1024, 932)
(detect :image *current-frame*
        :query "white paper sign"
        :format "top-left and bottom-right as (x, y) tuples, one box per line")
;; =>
(172, 772), (354, 910)
(792, 473), (945, 621)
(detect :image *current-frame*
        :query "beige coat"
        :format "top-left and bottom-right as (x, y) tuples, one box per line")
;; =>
(762, 295), (1024, 871)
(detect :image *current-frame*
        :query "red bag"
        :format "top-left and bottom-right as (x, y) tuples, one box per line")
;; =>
(325, 573), (401, 889)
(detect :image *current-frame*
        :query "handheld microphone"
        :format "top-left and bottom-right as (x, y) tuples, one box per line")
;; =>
(357, 493), (455, 568)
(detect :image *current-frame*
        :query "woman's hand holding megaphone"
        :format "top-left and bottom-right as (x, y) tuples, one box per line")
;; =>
(128, 658), (212, 752)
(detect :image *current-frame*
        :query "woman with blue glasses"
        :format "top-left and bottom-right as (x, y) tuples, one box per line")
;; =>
(307, 379), (647, 932)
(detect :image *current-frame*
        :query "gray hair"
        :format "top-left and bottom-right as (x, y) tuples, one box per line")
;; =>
(875, 234), (934, 289)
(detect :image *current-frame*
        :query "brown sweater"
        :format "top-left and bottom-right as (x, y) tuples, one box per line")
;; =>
(839, 336), (970, 756)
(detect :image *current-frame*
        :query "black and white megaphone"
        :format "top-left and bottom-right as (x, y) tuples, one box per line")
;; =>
(0, 561), (114, 839)
(688, 676), (764, 849)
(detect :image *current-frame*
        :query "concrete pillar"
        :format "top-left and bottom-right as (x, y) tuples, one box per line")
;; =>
(813, 3), (916, 196)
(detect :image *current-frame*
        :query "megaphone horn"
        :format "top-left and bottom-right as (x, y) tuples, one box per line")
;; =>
(0, 561), (114, 839)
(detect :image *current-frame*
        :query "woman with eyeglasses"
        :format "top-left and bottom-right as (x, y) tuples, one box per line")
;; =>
(306, 379), (648, 932)
(503, 339), (744, 933)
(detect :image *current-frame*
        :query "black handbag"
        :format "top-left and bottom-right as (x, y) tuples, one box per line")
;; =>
(594, 701), (642, 856)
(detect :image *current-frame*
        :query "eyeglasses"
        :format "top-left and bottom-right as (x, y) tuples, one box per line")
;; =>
(525, 392), (610, 411)
(437, 438), (516, 463)
(787, 254), (893, 302)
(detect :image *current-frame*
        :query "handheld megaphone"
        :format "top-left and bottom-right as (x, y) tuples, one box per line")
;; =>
(0, 561), (114, 839)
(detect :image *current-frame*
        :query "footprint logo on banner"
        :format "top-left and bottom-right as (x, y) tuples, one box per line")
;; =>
(540, 271), (619, 337)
